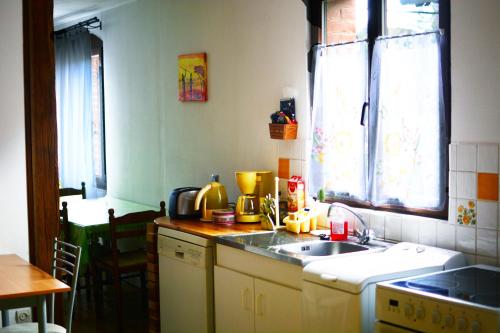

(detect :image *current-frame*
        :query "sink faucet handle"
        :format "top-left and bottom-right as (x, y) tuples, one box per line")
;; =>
(354, 228), (375, 245)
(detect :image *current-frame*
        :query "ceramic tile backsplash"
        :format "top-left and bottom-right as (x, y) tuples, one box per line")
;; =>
(476, 228), (497, 257)
(436, 223), (455, 250)
(456, 225), (476, 254)
(289, 159), (302, 178)
(476, 255), (498, 266)
(385, 214), (402, 241)
(277, 140), (302, 160)
(457, 143), (477, 172)
(303, 142), (500, 267)
(464, 254), (476, 265)
(419, 219), (437, 246)
(456, 199), (477, 226)
(477, 173), (499, 201)
(278, 158), (290, 179)
(369, 213), (385, 239)
(456, 172), (477, 199)
(477, 144), (499, 173)
(446, 142), (499, 265)
(449, 143), (457, 171)
(477, 200), (498, 229)
(448, 198), (457, 224)
(401, 216), (419, 243)
(449, 171), (457, 198)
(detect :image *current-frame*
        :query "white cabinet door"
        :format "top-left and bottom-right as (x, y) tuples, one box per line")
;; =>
(254, 278), (302, 333)
(214, 266), (255, 333)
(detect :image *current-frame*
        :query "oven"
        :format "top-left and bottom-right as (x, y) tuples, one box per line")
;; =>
(375, 265), (500, 333)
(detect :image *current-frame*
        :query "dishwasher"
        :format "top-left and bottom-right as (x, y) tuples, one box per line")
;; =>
(157, 227), (214, 333)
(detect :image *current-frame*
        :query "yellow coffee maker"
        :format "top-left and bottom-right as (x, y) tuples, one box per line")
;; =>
(235, 170), (273, 223)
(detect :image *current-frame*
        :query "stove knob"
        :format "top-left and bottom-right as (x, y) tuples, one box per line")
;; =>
(416, 306), (425, 320)
(444, 314), (455, 327)
(431, 310), (442, 324)
(404, 303), (414, 317)
(471, 320), (481, 333)
(457, 317), (468, 331)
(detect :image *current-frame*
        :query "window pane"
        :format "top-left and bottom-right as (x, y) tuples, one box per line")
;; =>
(385, 0), (439, 35)
(368, 33), (444, 209)
(91, 54), (104, 184)
(326, 0), (368, 44)
(310, 42), (368, 200)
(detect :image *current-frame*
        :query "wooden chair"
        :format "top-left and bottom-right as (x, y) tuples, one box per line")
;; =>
(0, 238), (81, 333)
(60, 201), (69, 241)
(59, 182), (86, 199)
(93, 201), (166, 331)
(60, 201), (92, 300)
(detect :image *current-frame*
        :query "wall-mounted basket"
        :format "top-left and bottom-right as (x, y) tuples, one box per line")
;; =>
(269, 123), (298, 140)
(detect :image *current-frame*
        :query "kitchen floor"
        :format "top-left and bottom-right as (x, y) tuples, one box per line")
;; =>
(71, 280), (149, 333)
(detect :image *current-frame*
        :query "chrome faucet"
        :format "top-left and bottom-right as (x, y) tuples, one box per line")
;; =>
(327, 202), (373, 245)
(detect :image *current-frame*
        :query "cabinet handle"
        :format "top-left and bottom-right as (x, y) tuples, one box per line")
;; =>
(241, 288), (252, 311)
(256, 293), (264, 316)
(320, 273), (338, 282)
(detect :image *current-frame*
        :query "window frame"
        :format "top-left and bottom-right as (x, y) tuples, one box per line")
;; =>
(321, 0), (451, 219)
(90, 34), (107, 191)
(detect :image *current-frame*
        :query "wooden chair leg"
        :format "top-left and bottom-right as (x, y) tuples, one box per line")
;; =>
(113, 271), (123, 332)
(85, 269), (92, 301)
(140, 271), (146, 289)
(93, 266), (103, 317)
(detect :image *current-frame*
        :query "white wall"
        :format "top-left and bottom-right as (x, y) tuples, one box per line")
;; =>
(97, 0), (500, 212)
(451, 0), (500, 143)
(101, 0), (308, 204)
(0, 0), (29, 259)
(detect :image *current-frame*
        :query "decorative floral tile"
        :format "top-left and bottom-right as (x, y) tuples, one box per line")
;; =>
(457, 200), (477, 226)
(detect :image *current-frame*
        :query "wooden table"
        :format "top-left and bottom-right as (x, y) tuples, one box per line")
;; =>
(60, 196), (157, 274)
(0, 254), (70, 332)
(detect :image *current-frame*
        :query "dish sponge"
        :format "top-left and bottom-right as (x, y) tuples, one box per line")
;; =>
(284, 213), (301, 234)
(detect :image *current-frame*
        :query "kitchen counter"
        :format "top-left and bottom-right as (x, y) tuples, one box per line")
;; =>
(154, 216), (266, 239)
(216, 230), (391, 266)
(155, 217), (392, 267)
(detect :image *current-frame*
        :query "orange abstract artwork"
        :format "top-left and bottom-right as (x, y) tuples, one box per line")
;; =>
(178, 53), (207, 102)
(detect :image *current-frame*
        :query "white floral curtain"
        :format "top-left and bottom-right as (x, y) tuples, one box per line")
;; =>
(309, 41), (369, 200)
(368, 32), (445, 209)
(308, 33), (445, 210)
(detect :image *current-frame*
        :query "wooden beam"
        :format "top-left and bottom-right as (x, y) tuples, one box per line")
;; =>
(23, 0), (59, 272)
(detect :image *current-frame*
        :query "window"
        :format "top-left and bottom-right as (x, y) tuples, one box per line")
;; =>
(90, 35), (107, 190)
(310, 0), (450, 218)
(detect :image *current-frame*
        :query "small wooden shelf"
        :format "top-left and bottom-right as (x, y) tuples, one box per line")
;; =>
(269, 123), (298, 140)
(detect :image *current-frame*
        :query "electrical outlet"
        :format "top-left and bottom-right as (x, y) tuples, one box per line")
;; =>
(15, 309), (31, 323)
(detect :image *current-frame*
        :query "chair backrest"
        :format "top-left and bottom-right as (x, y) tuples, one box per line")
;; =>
(59, 182), (86, 199)
(108, 201), (166, 266)
(50, 238), (81, 333)
(60, 201), (69, 241)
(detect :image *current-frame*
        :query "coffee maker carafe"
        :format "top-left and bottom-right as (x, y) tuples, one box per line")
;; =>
(235, 171), (273, 223)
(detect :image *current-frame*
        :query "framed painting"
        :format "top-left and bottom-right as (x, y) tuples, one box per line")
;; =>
(178, 53), (208, 102)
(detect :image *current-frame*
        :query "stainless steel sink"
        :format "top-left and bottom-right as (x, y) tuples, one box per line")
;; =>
(274, 241), (369, 256)
(216, 229), (391, 266)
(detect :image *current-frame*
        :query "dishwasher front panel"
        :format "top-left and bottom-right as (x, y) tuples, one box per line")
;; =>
(158, 235), (214, 333)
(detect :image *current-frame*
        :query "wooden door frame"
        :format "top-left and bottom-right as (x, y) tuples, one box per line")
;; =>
(23, 0), (60, 272)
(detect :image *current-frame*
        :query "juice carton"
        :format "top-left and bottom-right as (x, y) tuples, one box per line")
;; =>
(287, 176), (305, 212)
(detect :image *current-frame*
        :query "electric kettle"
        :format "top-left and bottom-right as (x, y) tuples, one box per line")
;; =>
(194, 174), (228, 221)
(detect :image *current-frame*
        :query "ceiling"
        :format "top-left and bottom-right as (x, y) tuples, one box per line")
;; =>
(54, 0), (133, 28)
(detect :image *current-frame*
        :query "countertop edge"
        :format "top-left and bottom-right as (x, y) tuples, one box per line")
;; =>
(154, 216), (266, 239)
